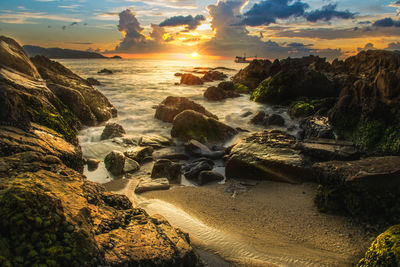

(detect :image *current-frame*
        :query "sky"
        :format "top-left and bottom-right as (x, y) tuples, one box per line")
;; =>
(1, 0), (400, 60)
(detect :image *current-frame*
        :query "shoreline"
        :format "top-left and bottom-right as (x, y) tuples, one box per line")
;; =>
(104, 176), (373, 266)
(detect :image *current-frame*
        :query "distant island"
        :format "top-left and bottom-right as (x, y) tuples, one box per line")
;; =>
(23, 45), (122, 59)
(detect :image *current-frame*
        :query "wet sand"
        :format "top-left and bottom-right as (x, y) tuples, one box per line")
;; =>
(105, 172), (373, 266)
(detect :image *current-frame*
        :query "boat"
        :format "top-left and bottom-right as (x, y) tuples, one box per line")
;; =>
(234, 53), (257, 63)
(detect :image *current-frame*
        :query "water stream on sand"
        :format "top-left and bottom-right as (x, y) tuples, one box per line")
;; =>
(58, 58), (310, 266)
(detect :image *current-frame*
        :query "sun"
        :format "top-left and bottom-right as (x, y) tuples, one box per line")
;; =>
(191, 52), (199, 58)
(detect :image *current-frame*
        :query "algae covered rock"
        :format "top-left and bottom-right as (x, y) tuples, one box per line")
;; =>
(155, 96), (218, 123)
(171, 110), (237, 143)
(358, 225), (400, 266)
(104, 150), (125, 175)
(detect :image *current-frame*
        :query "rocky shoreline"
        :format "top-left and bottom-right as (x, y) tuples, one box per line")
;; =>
(1, 34), (400, 266)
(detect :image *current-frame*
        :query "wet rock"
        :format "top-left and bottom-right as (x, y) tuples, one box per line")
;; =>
(313, 156), (400, 221)
(100, 122), (126, 140)
(86, 158), (100, 171)
(203, 86), (240, 101)
(232, 59), (274, 90)
(157, 153), (189, 161)
(31, 56), (117, 125)
(226, 130), (310, 184)
(288, 98), (337, 118)
(299, 116), (335, 140)
(250, 112), (285, 127)
(139, 135), (172, 149)
(151, 159), (182, 184)
(135, 178), (170, 194)
(124, 146), (154, 164)
(241, 111), (253, 117)
(155, 96), (218, 123)
(198, 171), (224, 185)
(358, 224), (400, 267)
(184, 160), (213, 181)
(201, 71), (228, 82)
(86, 77), (101, 86)
(217, 81), (250, 94)
(174, 72), (183, 77)
(98, 68), (113, 74)
(180, 73), (203, 85)
(171, 110), (238, 143)
(124, 158), (140, 173)
(104, 151), (125, 175)
(299, 139), (361, 161)
(184, 140), (225, 159)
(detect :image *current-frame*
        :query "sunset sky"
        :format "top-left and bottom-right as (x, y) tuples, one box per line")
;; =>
(1, 0), (400, 59)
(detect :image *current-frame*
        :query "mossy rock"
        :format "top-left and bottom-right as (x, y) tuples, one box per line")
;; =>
(358, 225), (400, 266)
(289, 101), (316, 118)
(217, 81), (249, 94)
(233, 83), (249, 93)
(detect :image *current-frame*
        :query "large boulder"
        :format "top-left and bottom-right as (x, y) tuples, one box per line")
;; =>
(124, 146), (154, 164)
(180, 73), (203, 85)
(329, 50), (400, 155)
(217, 81), (250, 94)
(0, 37), (80, 143)
(155, 96), (218, 123)
(31, 55), (117, 125)
(171, 110), (238, 143)
(358, 224), (400, 266)
(100, 122), (126, 140)
(250, 111), (285, 127)
(104, 151), (125, 175)
(151, 159), (182, 184)
(313, 156), (400, 222)
(203, 86), (240, 101)
(225, 130), (310, 184)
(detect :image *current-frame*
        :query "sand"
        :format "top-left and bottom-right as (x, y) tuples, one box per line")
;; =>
(105, 169), (373, 266)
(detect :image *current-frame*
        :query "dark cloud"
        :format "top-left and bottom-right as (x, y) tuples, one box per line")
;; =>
(357, 20), (371, 25)
(69, 42), (93, 45)
(200, 0), (342, 60)
(159, 15), (205, 31)
(241, 0), (309, 26)
(70, 22), (78, 26)
(357, 43), (376, 52)
(373, 17), (400, 27)
(385, 41), (400, 50)
(305, 4), (355, 22)
(240, 0), (355, 26)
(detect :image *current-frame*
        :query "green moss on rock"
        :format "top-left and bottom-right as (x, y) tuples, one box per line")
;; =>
(289, 101), (316, 118)
(233, 83), (250, 93)
(358, 225), (400, 266)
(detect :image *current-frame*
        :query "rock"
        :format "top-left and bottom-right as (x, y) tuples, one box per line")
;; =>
(171, 110), (238, 143)
(155, 96), (218, 123)
(174, 72), (183, 77)
(299, 138), (361, 161)
(203, 86), (240, 101)
(184, 160), (213, 181)
(250, 112), (285, 127)
(151, 159), (182, 184)
(98, 68), (113, 74)
(104, 151), (125, 175)
(31, 55), (117, 126)
(100, 122), (126, 140)
(86, 77), (101, 86)
(198, 171), (224, 185)
(299, 116), (335, 140)
(135, 178), (170, 194)
(184, 140), (225, 159)
(265, 114), (285, 126)
(226, 130), (310, 184)
(139, 135), (172, 149)
(201, 71), (227, 82)
(232, 59), (274, 90)
(180, 73), (203, 85)
(86, 158), (100, 171)
(358, 225), (400, 267)
(241, 111), (253, 117)
(217, 81), (250, 93)
(124, 158), (140, 173)
(313, 156), (400, 221)
(288, 98), (337, 118)
(124, 146), (154, 164)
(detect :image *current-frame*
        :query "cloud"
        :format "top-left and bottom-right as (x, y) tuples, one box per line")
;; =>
(389, 0), (400, 14)
(373, 17), (400, 27)
(240, 0), (355, 26)
(114, 9), (175, 53)
(241, 0), (309, 26)
(58, 5), (81, 9)
(200, 0), (342, 59)
(385, 41), (400, 50)
(68, 42), (93, 45)
(357, 43), (376, 52)
(70, 22), (78, 26)
(0, 11), (81, 24)
(159, 14), (205, 31)
(305, 4), (355, 22)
